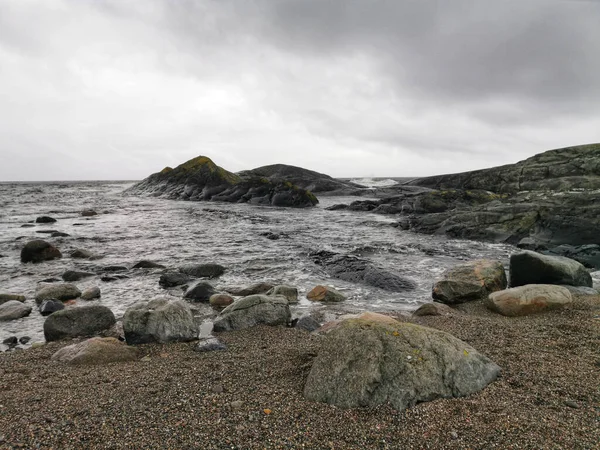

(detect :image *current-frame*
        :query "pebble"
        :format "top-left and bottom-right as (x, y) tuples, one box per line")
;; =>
(565, 400), (580, 409)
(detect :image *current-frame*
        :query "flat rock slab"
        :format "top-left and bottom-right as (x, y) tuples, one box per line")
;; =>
(213, 294), (291, 332)
(304, 316), (500, 411)
(485, 284), (573, 317)
(52, 337), (139, 365)
(44, 305), (116, 341)
(509, 251), (592, 288)
(432, 259), (507, 305)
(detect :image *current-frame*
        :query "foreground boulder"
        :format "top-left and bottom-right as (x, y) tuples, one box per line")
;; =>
(123, 298), (197, 344)
(432, 260), (507, 304)
(307, 285), (346, 302)
(485, 285), (572, 317)
(21, 240), (62, 263)
(310, 250), (416, 292)
(0, 301), (32, 321)
(44, 306), (116, 341)
(124, 156), (318, 208)
(509, 251), (592, 288)
(35, 283), (81, 304)
(213, 295), (291, 332)
(51, 337), (139, 365)
(304, 315), (500, 411)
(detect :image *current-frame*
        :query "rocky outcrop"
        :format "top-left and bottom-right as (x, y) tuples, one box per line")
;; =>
(213, 294), (291, 332)
(310, 250), (416, 292)
(35, 283), (82, 304)
(51, 337), (139, 365)
(340, 144), (600, 258)
(303, 315), (500, 410)
(485, 285), (572, 316)
(124, 156), (318, 208)
(21, 240), (62, 263)
(123, 298), (197, 344)
(240, 164), (366, 196)
(44, 306), (116, 341)
(0, 301), (32, 321)
(509, 251), (592, 287)
(432, 260), (507, 304)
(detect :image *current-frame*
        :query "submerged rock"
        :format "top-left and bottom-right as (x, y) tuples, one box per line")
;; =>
(124, 156), (319, 208)
(81, 286), (101, 300)
(21, 240), (62, 263)
(485, 285), (573, 317)
(159, 272), (192, 288)
(51, 337), (138, 365)
(44, 305), (116, 341)
(509, 251), (592, 288)
(35, 216), (57, 223)
(0, 301), (32, 321)
(132, 260), (166, 269)
(179, 263), (225, 278)
(62, 270), (96, 282)
(123, 298), (197, 345)
(213, 294), (291, 332)
(310, 250), (416, 292)
(432, 260), (507, 304)
(71, 249), (93, 259)
(303, 315), (500, 411)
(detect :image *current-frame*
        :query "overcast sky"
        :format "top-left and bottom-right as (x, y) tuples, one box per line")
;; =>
(1, 0), (599, 181)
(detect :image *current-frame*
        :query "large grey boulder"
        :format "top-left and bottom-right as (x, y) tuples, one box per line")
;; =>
(21, 240), (62, 263)
(509, 251), (592, 287)
(35, 283), (82, 304)
(485, 285), (573, 317)
(123, 298), (197, 344)
(432, 260), (507, 304)
(51, 337), (139, 365)
(0, 301), (32, 321)
(304, 314), (500, 411)
(44, 305), (116, 341)
(213, 295), (291, 332)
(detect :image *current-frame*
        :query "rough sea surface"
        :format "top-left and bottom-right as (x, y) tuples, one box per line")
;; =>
(0, 181), (516, 348)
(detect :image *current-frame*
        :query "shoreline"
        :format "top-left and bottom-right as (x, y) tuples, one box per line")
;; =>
(1, 295), (598, 449)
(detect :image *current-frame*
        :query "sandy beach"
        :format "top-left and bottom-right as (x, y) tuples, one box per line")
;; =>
(1, 294), (598, 449)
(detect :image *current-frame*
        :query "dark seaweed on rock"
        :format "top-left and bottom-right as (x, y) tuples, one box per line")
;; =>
(124, 156), (318, 208)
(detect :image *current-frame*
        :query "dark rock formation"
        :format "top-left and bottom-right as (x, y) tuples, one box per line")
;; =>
(310, 250), (416, 292)
(21, 240), (62, 263)
(509, 251), (592, 288)
(43, 306), (116, 341)
(343, 144), (600, 260)
(240, 164), (366, 196)
(179, 263), (225, 278)
(124, 156), (318, 208)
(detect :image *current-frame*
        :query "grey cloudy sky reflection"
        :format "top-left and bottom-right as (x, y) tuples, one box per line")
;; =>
(0, 0), (599, 181)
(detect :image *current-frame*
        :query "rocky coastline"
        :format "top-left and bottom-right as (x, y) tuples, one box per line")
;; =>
(1, 145), (600, 448)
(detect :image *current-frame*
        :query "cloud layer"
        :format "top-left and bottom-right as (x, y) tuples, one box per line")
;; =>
(1, 0), (598, 181)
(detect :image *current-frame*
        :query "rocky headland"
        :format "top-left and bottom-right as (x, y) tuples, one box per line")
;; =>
(331, 143), (600, 268)
(125, 156), (320, 207)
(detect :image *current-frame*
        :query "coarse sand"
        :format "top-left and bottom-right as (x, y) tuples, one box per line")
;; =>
(1, 295), (599, 449)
